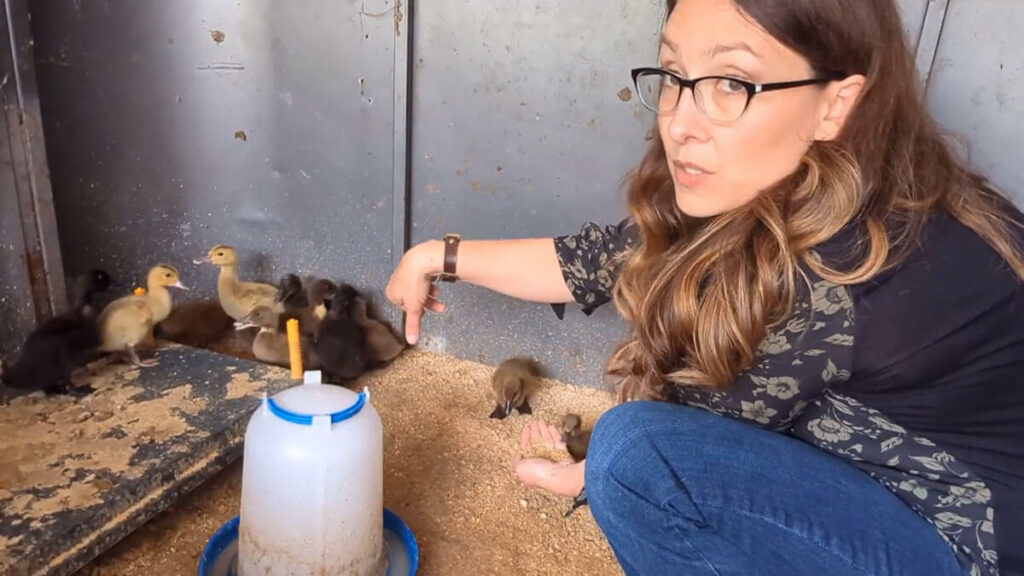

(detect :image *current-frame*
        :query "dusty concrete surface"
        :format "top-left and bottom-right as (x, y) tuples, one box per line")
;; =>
(77, 349), (623, 576)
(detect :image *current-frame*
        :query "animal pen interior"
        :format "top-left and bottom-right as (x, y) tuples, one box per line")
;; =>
(1, 0), (1021, 574)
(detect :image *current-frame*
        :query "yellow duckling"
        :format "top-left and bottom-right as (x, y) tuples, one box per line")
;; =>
(99, 265), (188, 367)
(196, 245), (282, 320)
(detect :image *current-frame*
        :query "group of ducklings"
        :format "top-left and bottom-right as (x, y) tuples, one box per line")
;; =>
(0, 244), (405, 400)
(183, 244), (406, 383)
(489, 357), (590, 462)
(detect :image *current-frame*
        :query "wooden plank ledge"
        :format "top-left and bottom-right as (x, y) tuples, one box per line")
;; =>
(0, 343), (293, 576)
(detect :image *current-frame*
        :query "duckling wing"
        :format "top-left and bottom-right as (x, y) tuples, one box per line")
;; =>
(98, 296), (154, 351)
(251, 330), (291, 366)
(236, 281), (283, 314)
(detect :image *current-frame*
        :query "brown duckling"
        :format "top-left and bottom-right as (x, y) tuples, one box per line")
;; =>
(489, 356), (543, 419)
(154, 299), (234, 348)
(196, 245), (281, 320)
(352, 294), (406, 367)
(99, 265), (187, 367)
(560, 413), (591, 462)
(234, 306), (319, 369)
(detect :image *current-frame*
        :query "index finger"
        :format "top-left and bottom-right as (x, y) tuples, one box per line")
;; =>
(404, 305), (424, 345)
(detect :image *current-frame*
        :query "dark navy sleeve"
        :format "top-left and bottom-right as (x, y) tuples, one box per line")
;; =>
(553, 219), (637, 314)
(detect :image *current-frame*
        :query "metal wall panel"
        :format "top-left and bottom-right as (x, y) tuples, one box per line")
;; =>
(0, 0), (67, 360)
(897, 0), (930, 51)
(0, 108), (36, 361)
(925, 0), (1023, 206)
(30, 0), (400, 306)
(409, 1), (665, 386)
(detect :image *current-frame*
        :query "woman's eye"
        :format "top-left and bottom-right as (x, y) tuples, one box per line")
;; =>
(717, 78), (747, 94)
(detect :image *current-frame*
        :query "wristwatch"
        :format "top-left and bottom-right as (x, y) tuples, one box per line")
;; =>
(437, 233), (460, 282)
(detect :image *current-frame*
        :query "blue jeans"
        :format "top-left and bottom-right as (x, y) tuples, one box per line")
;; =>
(585, 402), (966, 576)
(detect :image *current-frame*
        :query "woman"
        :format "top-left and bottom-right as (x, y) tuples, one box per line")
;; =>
(386, 0), (1024, 574)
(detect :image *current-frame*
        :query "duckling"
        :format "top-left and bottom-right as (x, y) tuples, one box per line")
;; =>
(155, 299), (234, 348)
(0, 269), (113, 398)
(196, 245), (281, 320)
(98, 265), (187, 367)
(352, 294), (406, 367)
(307, 278), (337, 321)
(315, 283), (367, 383)
(489, 357), (543, 419)
(560, 413), (591, 462)
(234, 306), (320, 369)
(275, 273), (324, 337)
(276, 273), (307, 309)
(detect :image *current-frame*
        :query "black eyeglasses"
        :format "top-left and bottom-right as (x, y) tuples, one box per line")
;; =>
(631, 67), (836, 123)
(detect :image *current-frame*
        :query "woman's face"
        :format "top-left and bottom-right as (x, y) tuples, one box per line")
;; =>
(658, 0), (841, 217)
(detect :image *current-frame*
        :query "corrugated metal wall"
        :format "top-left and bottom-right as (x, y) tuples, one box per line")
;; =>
(2, 0), (1019, 386)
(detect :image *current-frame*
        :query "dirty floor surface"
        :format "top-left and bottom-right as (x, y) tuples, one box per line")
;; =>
(78, 349), (623, 576)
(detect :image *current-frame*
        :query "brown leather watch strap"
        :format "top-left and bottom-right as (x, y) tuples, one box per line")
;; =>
(441, 233), (461, 282)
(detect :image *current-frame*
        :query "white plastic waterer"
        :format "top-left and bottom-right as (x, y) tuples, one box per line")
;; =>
(238, 371), (386, 575)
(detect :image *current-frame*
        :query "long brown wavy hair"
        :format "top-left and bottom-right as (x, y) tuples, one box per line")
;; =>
(610, 0), (1024, 401)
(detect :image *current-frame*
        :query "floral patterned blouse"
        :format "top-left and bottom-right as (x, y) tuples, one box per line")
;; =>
(554, 213), (1024, 576)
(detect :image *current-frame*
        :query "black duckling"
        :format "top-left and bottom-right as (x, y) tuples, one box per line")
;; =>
(0, 269), (113, 398)
(275, 274), (333, 337)
(315, 283), (367, 383)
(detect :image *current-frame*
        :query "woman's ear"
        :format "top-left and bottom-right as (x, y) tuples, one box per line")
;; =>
(815, 74), (867, 142)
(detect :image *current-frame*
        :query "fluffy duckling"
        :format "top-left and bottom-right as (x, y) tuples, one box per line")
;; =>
(234, 306), (320, 369)
(197, 245), (281, 320)
(308, 278), (337, 321)
(315, 283), (367, 383)
(0, 269), (112, 398)
(352, 294), (406, 367)
(99, 265), (187, 367)
(275, 274), (329, 337)
(155, 299), (234, 348)
(276, 273), (308, 309)
(560, 413), (591, 462)
(489, 357), (543, 419)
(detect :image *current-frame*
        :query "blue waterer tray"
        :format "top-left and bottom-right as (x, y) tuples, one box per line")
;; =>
(198, 508), (419, 576)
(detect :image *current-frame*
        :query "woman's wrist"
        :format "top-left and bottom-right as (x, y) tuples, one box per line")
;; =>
(412, 239), (445, 279)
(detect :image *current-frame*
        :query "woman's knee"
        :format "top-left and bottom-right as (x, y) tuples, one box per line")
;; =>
(586, 402), (707, 501)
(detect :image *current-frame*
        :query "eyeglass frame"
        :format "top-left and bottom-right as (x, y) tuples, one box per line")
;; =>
(630, 67), (842, 122)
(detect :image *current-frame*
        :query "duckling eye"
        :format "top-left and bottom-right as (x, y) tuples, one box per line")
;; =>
(165, 273), (172, 278)
(217, 252), (224, 256)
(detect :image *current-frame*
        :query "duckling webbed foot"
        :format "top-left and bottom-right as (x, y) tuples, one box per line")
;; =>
(127, 347), (158, 368)
(517, 400), (533, 415)
(489, 405), (509, 420)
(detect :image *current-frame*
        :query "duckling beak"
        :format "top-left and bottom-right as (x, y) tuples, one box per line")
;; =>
(169, 281), (189, 291)
(234, 320), (257, 330)
(193, 257), (210, 265)
(504, 400), (513, 417)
